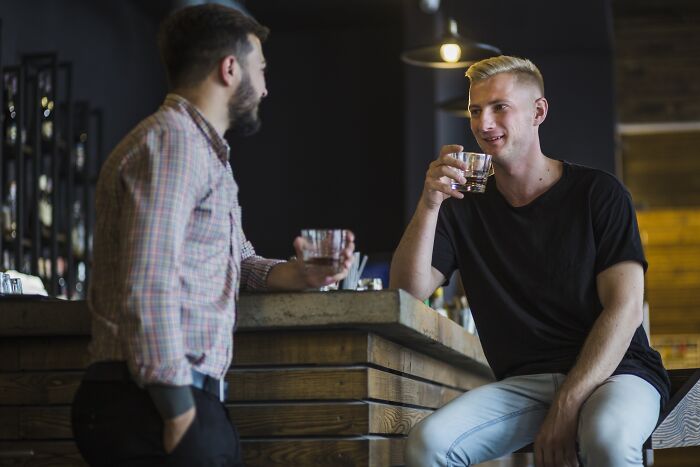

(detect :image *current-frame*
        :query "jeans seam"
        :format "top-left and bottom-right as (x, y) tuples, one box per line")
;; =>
(445, 403), (547, 467)
(552, 373), (560, 392)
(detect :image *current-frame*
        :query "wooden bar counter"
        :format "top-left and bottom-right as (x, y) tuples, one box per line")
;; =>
(0, 290), (493, 466)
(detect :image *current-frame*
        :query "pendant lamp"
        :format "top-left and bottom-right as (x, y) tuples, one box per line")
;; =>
(401, 19), (501, 69)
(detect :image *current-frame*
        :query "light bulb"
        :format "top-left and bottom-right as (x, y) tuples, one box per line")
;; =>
(440, 43), (461, 63)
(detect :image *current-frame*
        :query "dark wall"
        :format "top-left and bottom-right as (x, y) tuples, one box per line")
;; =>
(1, 0), (406, 262)
(236, 1), (405, 260)
(0, 0), (165, 155)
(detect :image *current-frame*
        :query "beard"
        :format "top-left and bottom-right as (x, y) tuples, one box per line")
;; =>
(227, 70), (262, 137)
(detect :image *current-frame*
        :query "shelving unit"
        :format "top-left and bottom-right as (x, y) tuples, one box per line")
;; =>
(1, 44), (100, 299)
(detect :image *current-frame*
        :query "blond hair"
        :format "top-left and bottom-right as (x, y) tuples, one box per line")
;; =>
(466, 55), (544, 96)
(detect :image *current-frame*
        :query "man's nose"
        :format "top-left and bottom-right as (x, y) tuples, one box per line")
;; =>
(478, 111), (494, 131)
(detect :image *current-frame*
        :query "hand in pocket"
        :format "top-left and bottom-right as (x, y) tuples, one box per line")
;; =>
(163, 407), (197, 454)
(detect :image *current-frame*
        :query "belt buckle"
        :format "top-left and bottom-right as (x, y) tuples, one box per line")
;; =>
(218, 378), (225, 402)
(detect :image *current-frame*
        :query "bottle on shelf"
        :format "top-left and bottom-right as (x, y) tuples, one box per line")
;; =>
(71, 200), (85, 258)
(38, 70), (54, 146)
(56, 255), (67, 298)
(38, 174), (52, 230)
(458, 295), (477, 335)
(2, 249), (13, 270)
(2, 180), (17, 240)
(75, 260), (86, 299)
(430, 287), (449, 318)
(75, 132), (87, 173)
(3, 73), (18, 148)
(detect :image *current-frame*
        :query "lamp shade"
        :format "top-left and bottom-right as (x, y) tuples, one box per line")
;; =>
(438, 96), (470, 118)
(401, 19), (501, 69)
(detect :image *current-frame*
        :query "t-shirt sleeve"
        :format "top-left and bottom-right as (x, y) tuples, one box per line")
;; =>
(592, 174), (648, 274)
(432, 204), (459, 283)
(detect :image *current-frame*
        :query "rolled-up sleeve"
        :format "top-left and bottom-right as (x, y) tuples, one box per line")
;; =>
(235, 203), (284, 291)
(118, 128), (201, 386)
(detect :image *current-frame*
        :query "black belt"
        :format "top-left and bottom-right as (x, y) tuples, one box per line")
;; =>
(84, 361), (228, 402)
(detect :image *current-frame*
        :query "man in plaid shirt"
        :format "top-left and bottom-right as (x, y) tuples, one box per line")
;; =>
(71, 5), (355, 466)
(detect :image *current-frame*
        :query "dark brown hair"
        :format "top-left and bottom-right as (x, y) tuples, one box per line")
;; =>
(158, 4), (269, 89)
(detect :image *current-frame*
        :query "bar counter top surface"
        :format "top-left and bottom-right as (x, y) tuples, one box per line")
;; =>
(0, 289), (492, 377)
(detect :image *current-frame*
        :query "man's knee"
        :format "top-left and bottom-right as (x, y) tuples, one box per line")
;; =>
(405, 417), (469, 467)
(406, 418), (438, 467)
(579, 413), (642, 464)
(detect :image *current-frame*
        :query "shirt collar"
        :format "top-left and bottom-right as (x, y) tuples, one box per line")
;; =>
(163, 93), (230, 163)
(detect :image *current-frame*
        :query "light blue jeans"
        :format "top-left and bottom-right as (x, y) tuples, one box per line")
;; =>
(405, 373), (660, 467)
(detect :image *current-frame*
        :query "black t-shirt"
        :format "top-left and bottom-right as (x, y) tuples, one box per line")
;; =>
(432, 161), (670, 405)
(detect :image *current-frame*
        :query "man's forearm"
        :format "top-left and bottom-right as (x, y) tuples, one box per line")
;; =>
(556, 303), (641, 408)
(390, 199), (441, 300)
(556, 262), (645, 409)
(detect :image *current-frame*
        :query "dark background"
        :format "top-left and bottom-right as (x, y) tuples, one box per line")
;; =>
(0, 0), (616, 262)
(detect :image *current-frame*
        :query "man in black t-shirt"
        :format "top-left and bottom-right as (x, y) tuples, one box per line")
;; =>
(391, 56), (669, 467)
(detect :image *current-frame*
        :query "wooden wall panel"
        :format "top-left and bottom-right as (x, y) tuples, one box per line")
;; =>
(638, 210), (700, 335)
(228, 367), (462, 409)
(0, 441), (84, 466)
(613, 0), (700, 122)
(621, 132), (700, 208)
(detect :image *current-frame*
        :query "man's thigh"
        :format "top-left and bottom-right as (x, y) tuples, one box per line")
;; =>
(406, 373), (562, 466)
(578, 374), (660, 465)
(163, 389), (242, 467)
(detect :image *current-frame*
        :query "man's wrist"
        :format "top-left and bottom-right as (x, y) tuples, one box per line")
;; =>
(418, 195), (442, 216)
(554, 384), (587, 412)
(147, 384), (195, 420)
(267, 260), (308, 291)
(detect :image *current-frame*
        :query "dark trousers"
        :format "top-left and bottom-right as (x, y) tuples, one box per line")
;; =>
(71, 377), (243, 466)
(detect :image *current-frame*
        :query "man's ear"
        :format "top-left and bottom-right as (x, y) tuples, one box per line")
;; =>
(218, 55), (239, 87)
(533, 96), (548, 126)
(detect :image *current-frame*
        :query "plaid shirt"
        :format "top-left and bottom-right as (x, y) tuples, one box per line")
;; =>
(88, 94), (282, 386)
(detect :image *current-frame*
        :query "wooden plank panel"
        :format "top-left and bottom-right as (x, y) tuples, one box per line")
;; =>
(0, 373), (81, 405)
(0, 441), (84, 466)
(228, 367), (463, 409)
(0, 338), (90, 371)
(369, 402), (430, 435)
(228, 368), (368, 402)
(19, 338), (90, 371)
(231, 403), (369, 437)
(0, 407), (72, 440)
(241, 438), (390, 467)
(654, 446), (700, 467)
(0, 408), (20, 440)
(613, 0), (700, 123)
(651, 317), (700, 335)
(390, 437), (405, 467)
(638, 209), (700, 227)
(367, 368), (462, 409)
(0, 331), (489, 391)
(0, 368), (460, 409)
(367, 334), (491, 390)
(0, 402), (429, 440)
(234, 331), (492, 390)
(232, 402), (430, 437)
(236, 290), (491, 375)
(620, 133), (700, 207)
(0, 342), (19, 372)
(637, 210), (700, 335)
(234, 331), (368, 366)
(0, 301), (90, 337)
